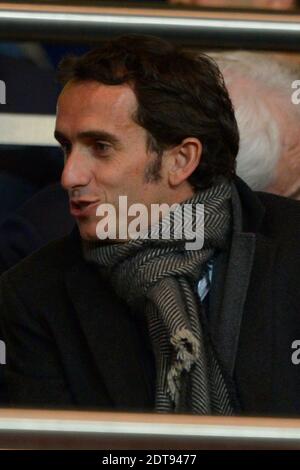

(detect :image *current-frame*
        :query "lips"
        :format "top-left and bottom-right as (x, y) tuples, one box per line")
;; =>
(69, 199), (100, 217)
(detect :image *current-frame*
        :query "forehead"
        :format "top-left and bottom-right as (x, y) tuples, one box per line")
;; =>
(56, 80), (138, 132)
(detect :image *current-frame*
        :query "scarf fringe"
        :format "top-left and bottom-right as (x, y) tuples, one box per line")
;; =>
(167, 327), (200, 404)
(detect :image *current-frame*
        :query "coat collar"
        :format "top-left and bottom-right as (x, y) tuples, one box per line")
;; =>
(232, 176), (266, 234)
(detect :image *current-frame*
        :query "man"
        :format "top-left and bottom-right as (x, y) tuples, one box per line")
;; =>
(211, 51), (300, 199)
(0, 35), (299, 416)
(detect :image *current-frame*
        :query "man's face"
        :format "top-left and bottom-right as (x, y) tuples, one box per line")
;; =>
(55, 80), (174, 241)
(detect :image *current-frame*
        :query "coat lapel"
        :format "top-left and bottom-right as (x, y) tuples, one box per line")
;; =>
(64, 234), (153, 410)
(209, 231), (256, 377)
(209, 178), (274, 379)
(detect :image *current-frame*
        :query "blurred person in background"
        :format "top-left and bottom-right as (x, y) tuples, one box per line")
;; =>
(210, 51), (300, 200)
(0, 49), (62, 220)
(0, 42), (87, 223)
(0, 44), (81, 274)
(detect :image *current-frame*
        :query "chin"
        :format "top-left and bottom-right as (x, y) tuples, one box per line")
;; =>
(77, 221), (99, 241)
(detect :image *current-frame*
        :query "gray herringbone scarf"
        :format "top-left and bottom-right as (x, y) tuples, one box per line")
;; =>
(82, 181), (234, 415)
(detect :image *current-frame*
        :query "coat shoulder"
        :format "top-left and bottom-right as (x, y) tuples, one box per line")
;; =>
(0, 233), (77, 293)
(256, 190), (300, 213)
(255, 191), (300, 240)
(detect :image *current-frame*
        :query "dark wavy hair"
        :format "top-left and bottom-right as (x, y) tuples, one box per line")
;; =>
(58, 35), (239, 189)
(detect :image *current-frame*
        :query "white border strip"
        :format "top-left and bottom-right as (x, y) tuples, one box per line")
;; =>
(0, 10), (300, 33)
(1, 418), (300, 441)
(0, 113), (57, 146)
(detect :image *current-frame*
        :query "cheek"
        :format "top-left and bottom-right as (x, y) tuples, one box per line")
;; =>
(93, 162), (121, 187)
(132, 167), (143, 177)
(107, 166), (146, 188)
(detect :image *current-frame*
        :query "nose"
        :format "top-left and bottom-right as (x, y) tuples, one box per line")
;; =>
(61, 149), (91, 192)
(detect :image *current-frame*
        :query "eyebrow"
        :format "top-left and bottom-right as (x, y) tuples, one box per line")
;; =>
(54, 130), (121, 147)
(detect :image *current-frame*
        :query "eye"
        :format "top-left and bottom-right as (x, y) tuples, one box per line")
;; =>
(94, 141), (111, 154)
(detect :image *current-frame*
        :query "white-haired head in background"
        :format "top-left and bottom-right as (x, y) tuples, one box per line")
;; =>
(209, 51), (300, 200)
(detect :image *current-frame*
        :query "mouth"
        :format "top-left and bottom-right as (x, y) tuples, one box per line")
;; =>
(69, 199), (100, 218)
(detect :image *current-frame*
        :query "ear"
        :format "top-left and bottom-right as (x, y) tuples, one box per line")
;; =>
(166, 138), (202, 188)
